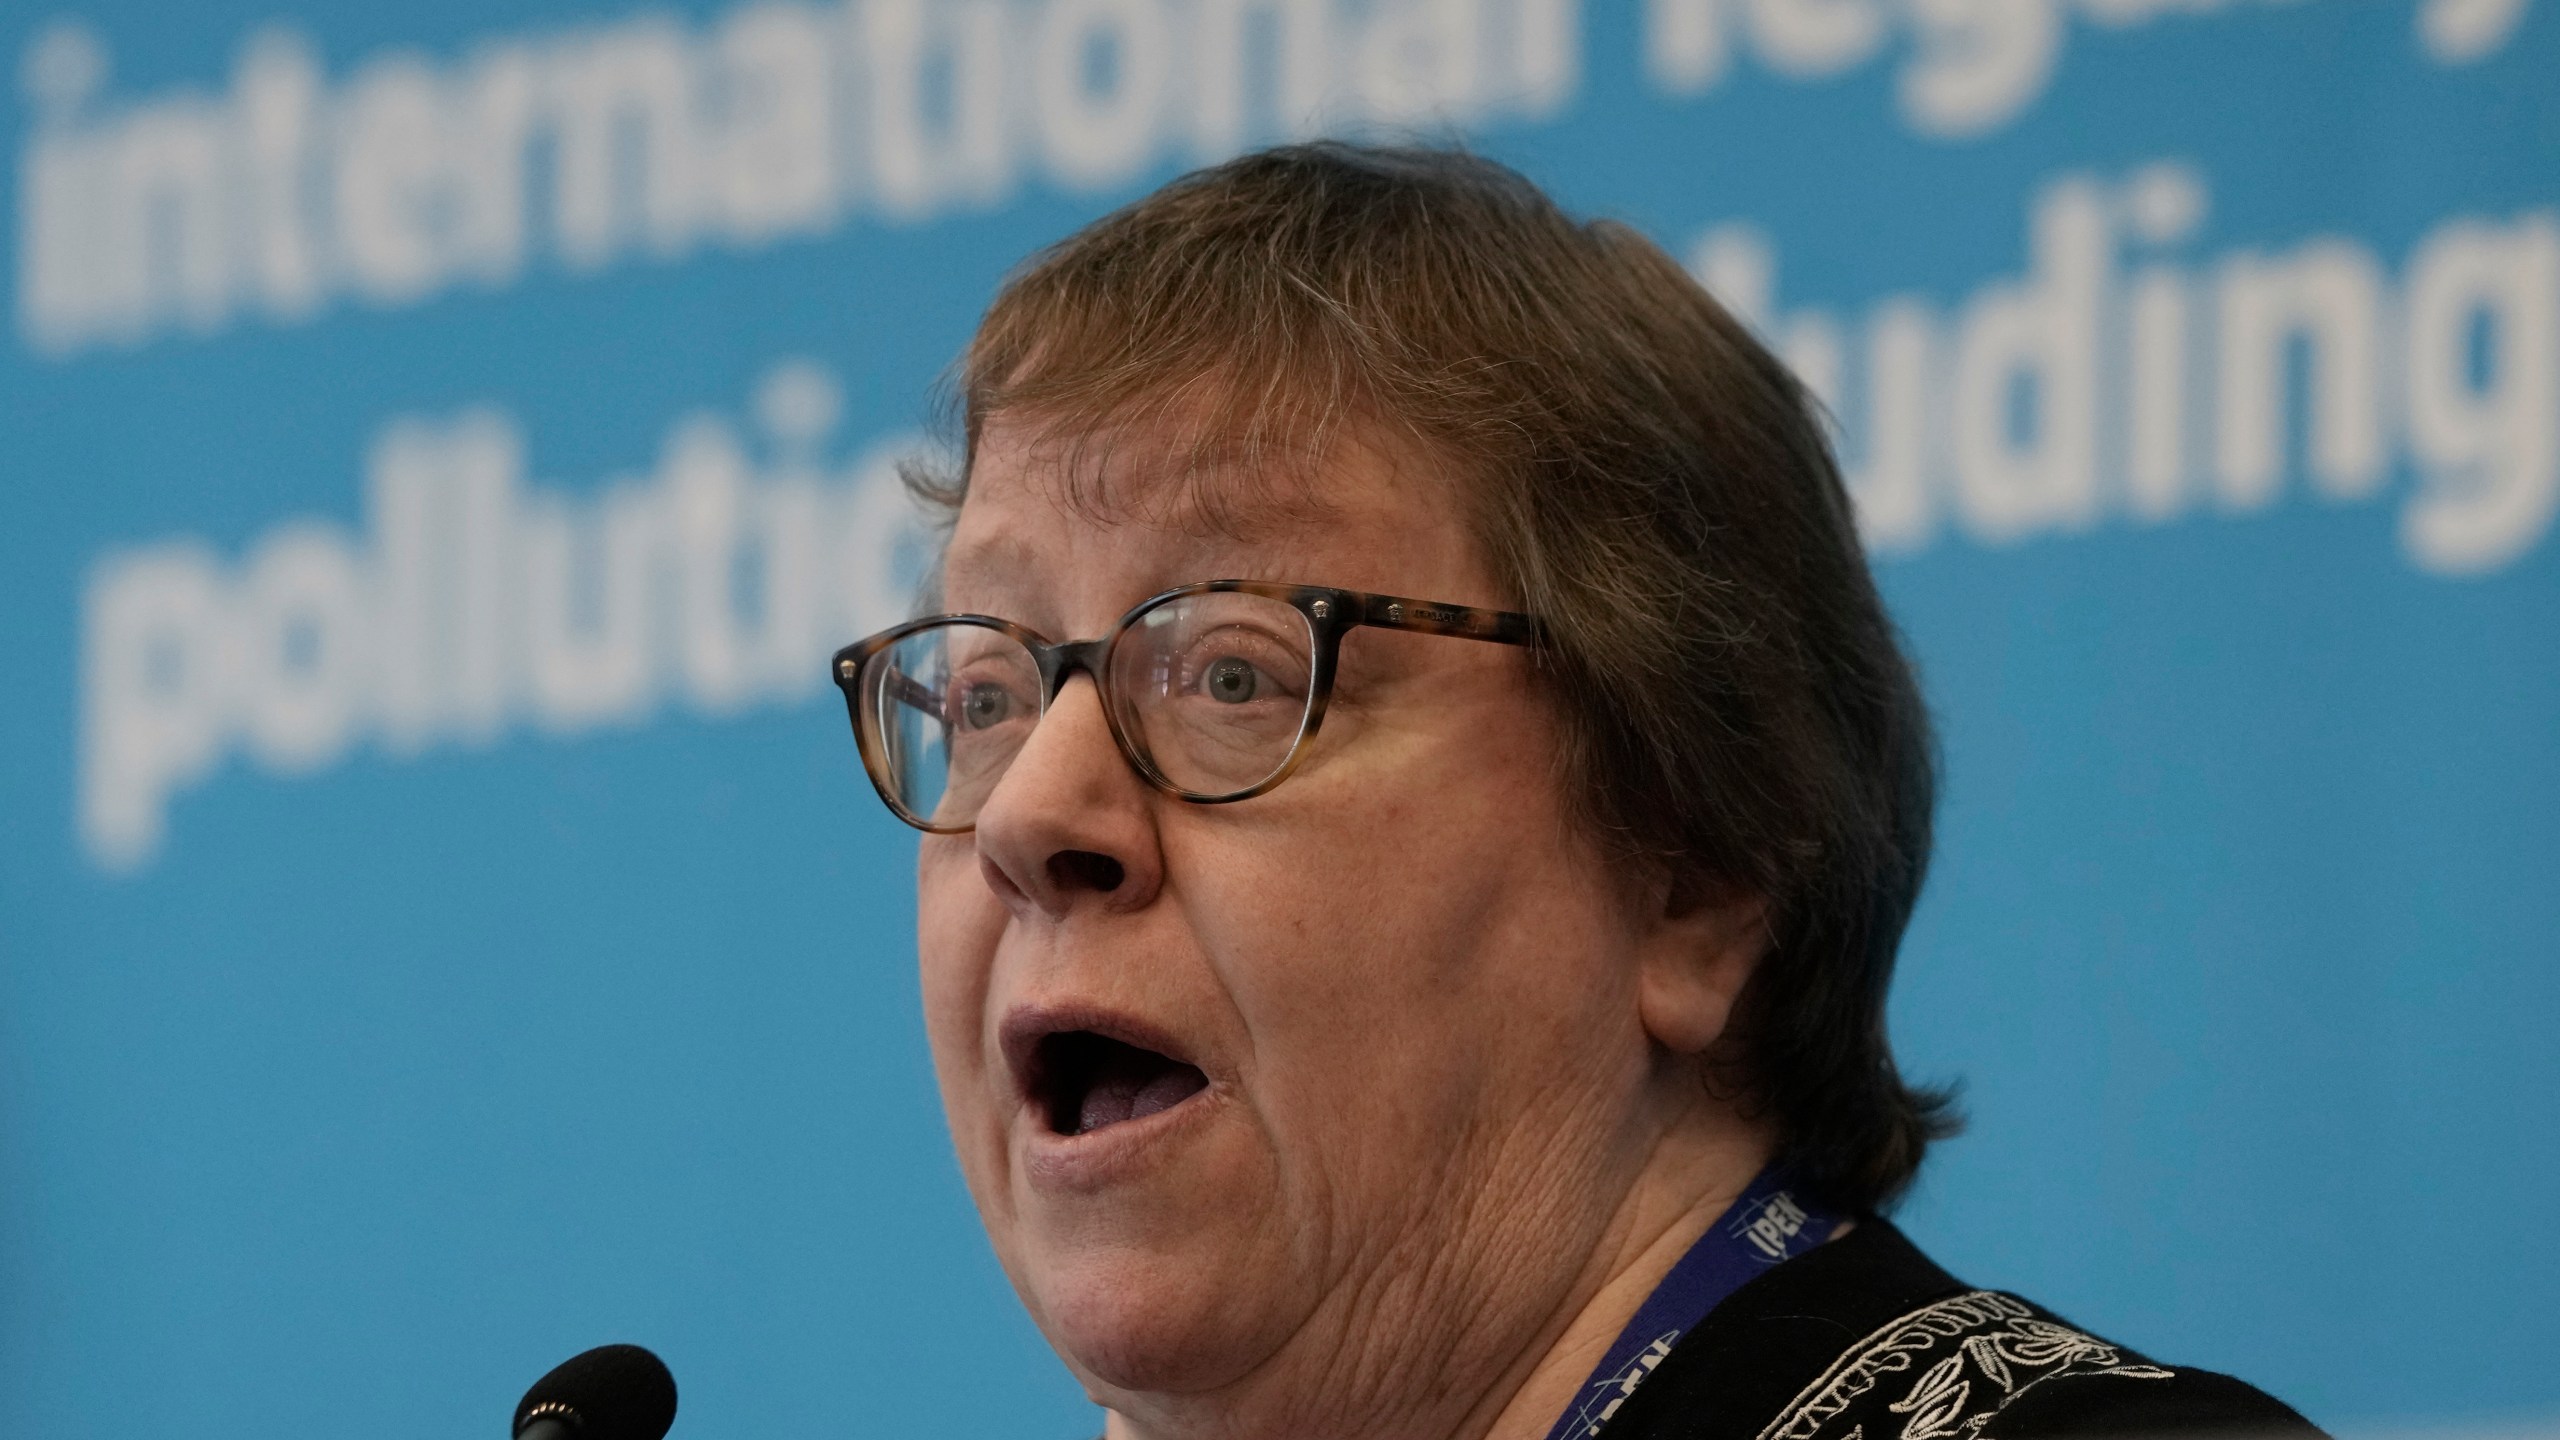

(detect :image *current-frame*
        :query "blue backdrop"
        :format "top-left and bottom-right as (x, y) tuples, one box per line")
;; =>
(4, 1), (2554, 1436)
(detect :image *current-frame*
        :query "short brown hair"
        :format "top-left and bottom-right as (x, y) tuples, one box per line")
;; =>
(925, 142), (1955, 1213)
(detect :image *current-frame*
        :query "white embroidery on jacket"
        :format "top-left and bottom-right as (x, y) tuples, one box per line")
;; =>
(1755, 1292), (2172, 1440)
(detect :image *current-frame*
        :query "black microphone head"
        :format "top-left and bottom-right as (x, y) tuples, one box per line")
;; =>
(513, 1344), (677, 1440)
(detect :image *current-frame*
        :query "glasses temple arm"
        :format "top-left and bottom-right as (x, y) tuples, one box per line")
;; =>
(1353, 593), (1539, 645)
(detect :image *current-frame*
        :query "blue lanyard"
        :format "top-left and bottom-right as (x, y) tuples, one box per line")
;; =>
(1539, 1168), (1839, 1440)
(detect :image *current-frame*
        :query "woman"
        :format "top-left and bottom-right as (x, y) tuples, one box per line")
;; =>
(831, 143), (2320, 1440)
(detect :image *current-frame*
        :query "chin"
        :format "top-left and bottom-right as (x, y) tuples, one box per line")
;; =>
(984, 1066), (1307, 1399)
(1029, 1240), (1279, 1396)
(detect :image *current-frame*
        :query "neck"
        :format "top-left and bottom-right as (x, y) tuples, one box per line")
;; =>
(1097, 1095), (1776, 1440)
(1469, 1115), (1774, 1440)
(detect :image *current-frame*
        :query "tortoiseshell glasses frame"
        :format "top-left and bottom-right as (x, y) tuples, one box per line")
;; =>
(830, 579), (1539, 834)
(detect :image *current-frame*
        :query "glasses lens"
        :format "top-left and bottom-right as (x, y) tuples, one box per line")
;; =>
(1107, 590), (1317, 798)
(863, 622), (1042, 829)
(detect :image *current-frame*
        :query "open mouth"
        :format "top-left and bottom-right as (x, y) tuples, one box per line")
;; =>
(1030, 1030), (1210, 1137)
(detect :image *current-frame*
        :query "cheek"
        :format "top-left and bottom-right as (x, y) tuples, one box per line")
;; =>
(1319, 705), (1608, 1001)
(1184, 741), (1638, 1161)
(915, 841), (1005, 1113)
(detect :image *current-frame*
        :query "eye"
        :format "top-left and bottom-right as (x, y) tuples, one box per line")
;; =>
(957, 681), (1016, 729)
(1151, 615), (1309, 710)
(1201, 655), (1261, 704)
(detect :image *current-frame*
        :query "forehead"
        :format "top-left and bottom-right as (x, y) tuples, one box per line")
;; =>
(941, 409), (1487, 620)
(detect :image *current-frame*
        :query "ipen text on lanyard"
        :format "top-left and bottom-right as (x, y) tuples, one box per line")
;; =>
(1541, 1168), (1838, 1440)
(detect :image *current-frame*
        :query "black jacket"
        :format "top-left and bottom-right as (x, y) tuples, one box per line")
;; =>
(1602, 1219), (2322, 1440)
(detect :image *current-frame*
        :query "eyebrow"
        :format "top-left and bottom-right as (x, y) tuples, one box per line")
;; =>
(938, 529), (1046, 602)
(940, 535), (1330, 632)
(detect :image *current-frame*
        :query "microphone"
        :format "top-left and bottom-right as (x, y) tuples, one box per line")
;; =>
(512, 1344), (679, 1440)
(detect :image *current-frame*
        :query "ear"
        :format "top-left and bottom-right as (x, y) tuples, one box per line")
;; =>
(1635, 881), (1771, 1055)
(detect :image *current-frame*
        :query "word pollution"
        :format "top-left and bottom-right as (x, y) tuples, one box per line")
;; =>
(79, 360), (927, 872)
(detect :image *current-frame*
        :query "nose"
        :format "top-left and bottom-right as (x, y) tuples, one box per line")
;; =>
(970, 673), (1166, 920)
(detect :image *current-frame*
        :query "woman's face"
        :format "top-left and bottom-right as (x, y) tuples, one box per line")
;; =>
(916, 416), (1695, 1432)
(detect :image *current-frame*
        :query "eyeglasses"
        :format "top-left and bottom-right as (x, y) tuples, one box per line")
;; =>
(831, 580), (1538, 833)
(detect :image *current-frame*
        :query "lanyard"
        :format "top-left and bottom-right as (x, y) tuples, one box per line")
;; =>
(1539, 1168), (1839, 1440)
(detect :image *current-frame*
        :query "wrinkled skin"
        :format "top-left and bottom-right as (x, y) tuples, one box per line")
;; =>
(916, 415), (1776, 1440)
